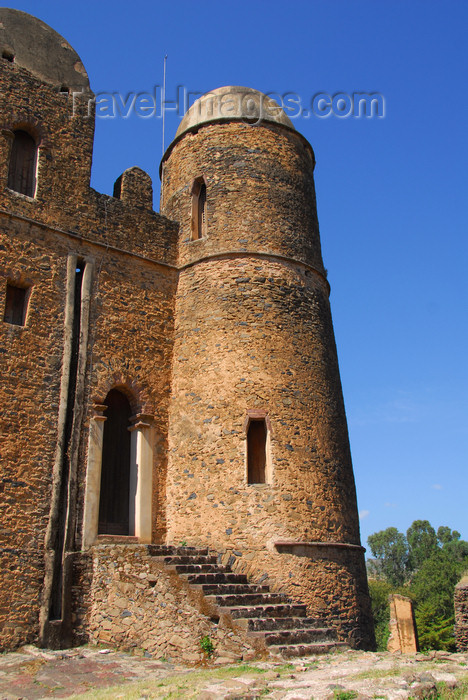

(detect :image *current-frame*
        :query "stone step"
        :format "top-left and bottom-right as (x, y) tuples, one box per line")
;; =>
(150, 543), (344, 660)
(96, 535), (139, 544)
(206, 593), (290, 608)
(241, 616), (325, 632)
(168, 564), (231, 574)
(260, 627), (334, 646)
(185, 572), (249, 585)
(148, 545), (210, 557)
(159, 555), (218, 566)
(223, 604), (308, 620)
(268, 641), (348, 658)
(194, 584), (270, 596)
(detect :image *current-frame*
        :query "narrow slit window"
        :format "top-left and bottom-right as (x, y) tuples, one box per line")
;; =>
(191, 177), (207, 240)
(4, 283), (28, 326)
(247, 419), (267, 484)
(8, 130), (37, 197)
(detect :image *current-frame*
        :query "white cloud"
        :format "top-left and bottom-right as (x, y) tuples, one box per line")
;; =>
(431, 483), (443, 490)
(359, 509), (370, 520)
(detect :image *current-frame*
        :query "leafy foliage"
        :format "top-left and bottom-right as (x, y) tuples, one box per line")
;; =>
(410, 548), (467, 650)
(368, 578), (414, 651)
(415, 600), (455, 651)
(368, 579), (392, 651)
(367, 520), (468, 651)
(367, 527), (409, 586)
(437, 526), (460, 545)
(200, 635), (214, 657)
(407, 519), (438, 570)
(411, 549), (461, 618)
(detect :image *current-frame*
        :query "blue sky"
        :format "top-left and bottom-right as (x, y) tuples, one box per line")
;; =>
(7, 0), (467, 550)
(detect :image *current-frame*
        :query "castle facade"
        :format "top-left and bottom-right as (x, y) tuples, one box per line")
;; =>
(0, 8), (374, 654)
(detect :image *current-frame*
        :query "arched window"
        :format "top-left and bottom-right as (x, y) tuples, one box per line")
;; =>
(191, 177), (207, 240)
(98, 389), (132, 535)
(7, 130), (37, 197)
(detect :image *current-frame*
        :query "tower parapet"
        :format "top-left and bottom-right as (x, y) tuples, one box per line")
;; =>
(161, 86), (325, 273)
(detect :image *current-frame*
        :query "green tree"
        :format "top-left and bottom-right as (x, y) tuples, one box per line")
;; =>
(367, 527), (409, 586)
(437, 526), (468, 561)
(410, 548), (468, 651)
(406, 519), (438, 570)
(411, 549), (463, 619)
(367, 520), (468, 652)
(443, 538), (468, 561)
(437, 525), (460, 545)
(414, 600), (455, 652)
(367, 579), (393, 651)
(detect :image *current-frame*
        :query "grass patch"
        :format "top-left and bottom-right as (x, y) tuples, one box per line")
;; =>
(416, 679), (468, 699)
(68, 662), (291, 699)
(351, 666), (403, 680)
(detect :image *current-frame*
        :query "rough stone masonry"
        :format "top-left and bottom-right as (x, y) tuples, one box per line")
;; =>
(0, 9), (375, 655)
(455, 576), (468, 651)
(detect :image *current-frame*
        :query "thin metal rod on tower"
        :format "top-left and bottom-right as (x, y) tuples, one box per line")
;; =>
(162, 54), (167, 157)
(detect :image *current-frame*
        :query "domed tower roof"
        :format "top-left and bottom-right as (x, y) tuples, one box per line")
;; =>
(0, 8), (90, 90)
(175, 85), (294, 140)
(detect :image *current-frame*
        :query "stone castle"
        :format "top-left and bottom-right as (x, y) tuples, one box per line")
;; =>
(0, 8), (375, 658)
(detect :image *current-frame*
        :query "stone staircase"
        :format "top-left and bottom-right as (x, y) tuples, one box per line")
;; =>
(148, 545), (347, 658)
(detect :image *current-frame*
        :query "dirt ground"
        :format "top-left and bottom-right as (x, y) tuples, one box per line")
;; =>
(0, 645), (467, 699)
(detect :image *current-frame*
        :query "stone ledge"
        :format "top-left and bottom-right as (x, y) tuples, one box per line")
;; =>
(95, 535), (139, 545)
(275, 541), (365, 553)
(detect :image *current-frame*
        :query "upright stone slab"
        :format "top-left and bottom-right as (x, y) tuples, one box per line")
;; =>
(455, 576), (468, 652)
(387, 594), (418, 654)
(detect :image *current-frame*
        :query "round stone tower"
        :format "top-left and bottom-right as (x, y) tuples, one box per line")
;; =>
(161, 86), (374, 649)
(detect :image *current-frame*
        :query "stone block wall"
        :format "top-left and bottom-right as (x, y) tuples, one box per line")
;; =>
(0, 216), (68, 649)
(167, 258), (359, 547)
(0, 48), (178, 647)
(455, 576), (468, 652)
(0, 550), (43, 650)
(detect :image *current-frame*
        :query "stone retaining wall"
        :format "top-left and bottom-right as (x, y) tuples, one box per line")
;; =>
(76, 545), (258, 664)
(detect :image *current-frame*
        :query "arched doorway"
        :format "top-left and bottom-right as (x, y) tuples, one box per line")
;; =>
(98, 389), (132, 535)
